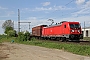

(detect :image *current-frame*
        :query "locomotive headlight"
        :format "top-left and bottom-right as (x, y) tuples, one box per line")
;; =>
(71, 30), (74, 32)
(78, 30), (80, 32)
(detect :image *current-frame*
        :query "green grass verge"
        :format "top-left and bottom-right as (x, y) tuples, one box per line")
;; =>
(0, 35), (16, 43)
(0, 36), (90, 56)
(83, 37), (90, 41)
(0, 35), (7, 43)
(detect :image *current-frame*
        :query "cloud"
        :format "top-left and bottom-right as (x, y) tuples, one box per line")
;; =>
(0, 11), (15, 17)
(76, 0), (85, 5)
(0, 6), (8, 10)
(41, 2), (51, 6)
(0, 20), (5, 34)
(72, 0), (90, 16)
(0, 20), (5, 27)
(21, 5), (75, 13)
(7, 11), (15, 17)
(25, 17), (49, 25)
(34, 7), (52, 11)
(83, 0), (90, 7)
(32, 6), (74, 11)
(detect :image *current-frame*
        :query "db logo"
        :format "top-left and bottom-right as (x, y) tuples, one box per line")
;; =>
(51, 30), (52, 32)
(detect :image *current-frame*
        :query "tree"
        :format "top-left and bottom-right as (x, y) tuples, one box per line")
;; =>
(2, 20), (14, 29)
(4, 27), (13, 34)
(2, 20), (14, 34)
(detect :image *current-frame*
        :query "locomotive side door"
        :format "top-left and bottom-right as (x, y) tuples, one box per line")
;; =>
(63, 24), (66, 35)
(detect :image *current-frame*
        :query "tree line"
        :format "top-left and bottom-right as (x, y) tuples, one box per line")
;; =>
(2, 20), (30, 41)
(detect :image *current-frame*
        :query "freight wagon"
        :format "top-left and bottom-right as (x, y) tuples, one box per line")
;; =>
(32, 25), (47, 39)
(32, 21), (83, 41)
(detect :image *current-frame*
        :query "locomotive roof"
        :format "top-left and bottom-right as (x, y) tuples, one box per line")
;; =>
(33, 21), (80, 28)
(33, 25), (47, 28)
(45, 21), (80, 28)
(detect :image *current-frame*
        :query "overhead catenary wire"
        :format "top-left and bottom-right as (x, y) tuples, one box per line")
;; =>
(62, 0), (90, 17)
(49, 0), (90, 19)
(61, 4), (90, 18)
(65, 0), (75, 6)
(47, 0), (75, 19)
(24, 0), (75, 20)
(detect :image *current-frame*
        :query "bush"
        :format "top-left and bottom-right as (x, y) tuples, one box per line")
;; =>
(17, 31), (30, 42)
(18, 32), (24, 42)
(7, 30), (16, 37)
(24, 31), (30, 41)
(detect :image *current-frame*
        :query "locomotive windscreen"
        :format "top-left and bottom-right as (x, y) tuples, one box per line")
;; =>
(69, 24), (81, 28)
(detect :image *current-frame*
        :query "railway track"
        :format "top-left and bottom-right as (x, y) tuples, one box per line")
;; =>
(63, 40), (90, 46)
(78, 40), (90, 45)
(38, 39), (90, 45)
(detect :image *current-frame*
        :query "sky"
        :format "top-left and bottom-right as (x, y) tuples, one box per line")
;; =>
(0, 0), (90, 34)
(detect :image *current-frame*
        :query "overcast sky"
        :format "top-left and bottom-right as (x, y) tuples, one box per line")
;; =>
(0, 0), (90, 34)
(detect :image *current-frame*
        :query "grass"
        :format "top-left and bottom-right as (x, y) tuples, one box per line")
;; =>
(0, 35), (6, 43)
(0, 35), (16, 43)
(83, 37), (90, 41)
(0, 35), (90, 56)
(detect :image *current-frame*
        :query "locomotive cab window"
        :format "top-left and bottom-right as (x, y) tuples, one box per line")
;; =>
(69, 24), (80, 28)
(64, 25), (66, 28)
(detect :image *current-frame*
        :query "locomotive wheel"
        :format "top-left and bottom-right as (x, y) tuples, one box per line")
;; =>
(56, 38), (60, 41)
(61, 37), (66, 42)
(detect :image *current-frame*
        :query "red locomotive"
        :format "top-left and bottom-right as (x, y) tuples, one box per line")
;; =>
(32, 21), (83, 41)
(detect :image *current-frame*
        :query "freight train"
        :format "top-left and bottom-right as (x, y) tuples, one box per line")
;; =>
(32, 21), (83, 41)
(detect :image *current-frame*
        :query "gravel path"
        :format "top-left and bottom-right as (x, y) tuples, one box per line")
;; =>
(0, 42), (90, 60)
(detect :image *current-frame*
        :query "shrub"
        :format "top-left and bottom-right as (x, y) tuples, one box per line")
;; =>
(17, 31), (30, 42)
(18, 32), (24, 42)
(24, 31), (30, 41)
(7, 30), (16, 37)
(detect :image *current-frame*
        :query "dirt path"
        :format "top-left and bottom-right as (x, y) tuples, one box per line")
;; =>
(0, 42), (90, 60)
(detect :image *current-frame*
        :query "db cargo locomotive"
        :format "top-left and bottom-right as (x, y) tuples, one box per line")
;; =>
(32, 21), (83, 41)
